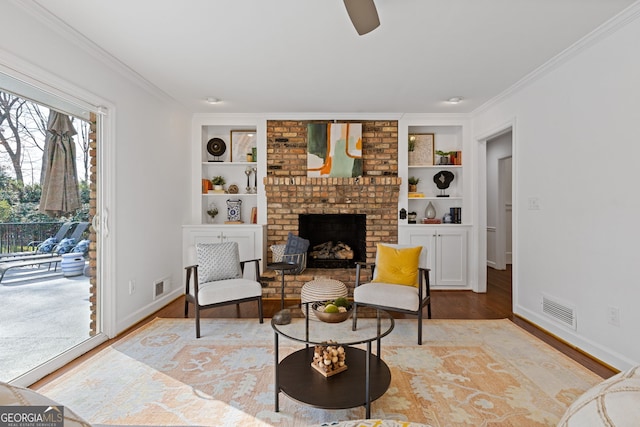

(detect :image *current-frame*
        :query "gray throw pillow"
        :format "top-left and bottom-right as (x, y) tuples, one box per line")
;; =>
(284, 232), (310, 255)
(196, 241), (242, 282)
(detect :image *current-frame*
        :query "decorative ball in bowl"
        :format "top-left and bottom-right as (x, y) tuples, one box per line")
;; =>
(311, 298), (353, 323)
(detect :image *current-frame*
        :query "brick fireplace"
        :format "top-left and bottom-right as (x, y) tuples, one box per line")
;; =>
(263, 120), (400, 301)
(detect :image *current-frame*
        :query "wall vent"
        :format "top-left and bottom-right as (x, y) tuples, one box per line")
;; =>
(542, 294), (576, 330)
(154, 277), (169, 300)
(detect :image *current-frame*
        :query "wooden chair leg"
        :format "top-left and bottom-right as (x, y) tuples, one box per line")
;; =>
(418, 308), (423, 345)
(195, 305), (201, 339)
(258, 298), (264, 323)
(351, 302), (358, 331)
(184, 299), (189, 318)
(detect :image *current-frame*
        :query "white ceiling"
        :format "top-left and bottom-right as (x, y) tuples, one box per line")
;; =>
(32, 0), (635, 114)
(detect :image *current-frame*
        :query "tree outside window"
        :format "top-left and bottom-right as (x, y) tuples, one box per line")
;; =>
(0, 90), (90, 223)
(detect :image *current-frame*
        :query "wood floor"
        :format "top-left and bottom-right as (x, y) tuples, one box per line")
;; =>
(33, 265), (615, 388)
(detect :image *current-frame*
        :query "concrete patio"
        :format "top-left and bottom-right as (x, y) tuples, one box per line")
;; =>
(0, 263), (91, 382)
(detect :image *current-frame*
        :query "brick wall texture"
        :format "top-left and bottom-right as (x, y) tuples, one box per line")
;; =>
(263, 120), (400, 299)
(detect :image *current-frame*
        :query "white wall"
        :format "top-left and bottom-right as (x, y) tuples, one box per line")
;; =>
(1, 2), (191, 335)
(473, 9), (640, 370)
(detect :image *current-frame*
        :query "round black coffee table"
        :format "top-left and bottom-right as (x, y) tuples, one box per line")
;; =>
(272, 304), (394, 418)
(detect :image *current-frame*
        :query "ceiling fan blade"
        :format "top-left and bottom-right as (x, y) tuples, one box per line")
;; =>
(343, 0), (380, 35)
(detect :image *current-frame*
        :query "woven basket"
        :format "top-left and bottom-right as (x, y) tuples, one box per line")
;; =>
(301, 278), (348, 321)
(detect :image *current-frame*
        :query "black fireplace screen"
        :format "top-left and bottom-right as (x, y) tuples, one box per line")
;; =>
(298, 214), (366, 268)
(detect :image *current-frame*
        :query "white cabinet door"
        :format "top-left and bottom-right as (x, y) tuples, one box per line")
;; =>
(182, 225), (265, 272)
(434, 228), (467, 287)
(216, 228), (255, 261)
(398, 227), (436, 272)
(399, 225), (468, 288)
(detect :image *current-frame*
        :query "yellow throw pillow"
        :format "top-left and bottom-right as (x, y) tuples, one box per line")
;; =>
(372, 244), (422, 287)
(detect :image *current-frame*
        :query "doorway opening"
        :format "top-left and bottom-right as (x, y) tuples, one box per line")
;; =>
(484, 129), (513, 311)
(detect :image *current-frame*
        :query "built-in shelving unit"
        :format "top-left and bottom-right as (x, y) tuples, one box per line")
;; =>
(398, 119), (470, 289)
(184, 117), (267, 272)
(199, 126), (262, 225)
(405, 125), (464, 224)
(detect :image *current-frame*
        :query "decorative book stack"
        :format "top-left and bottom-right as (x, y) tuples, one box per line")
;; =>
(422, 218), (442, 224)
(450, 207), (462, 224)
(201, 179), (213, 194)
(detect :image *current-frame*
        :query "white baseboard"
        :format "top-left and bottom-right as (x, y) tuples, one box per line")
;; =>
(514, 304), (635, 371)
(115, 288), (182, 336)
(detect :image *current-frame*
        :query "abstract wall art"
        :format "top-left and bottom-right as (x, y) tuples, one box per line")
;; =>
(307, 123), (362, 178)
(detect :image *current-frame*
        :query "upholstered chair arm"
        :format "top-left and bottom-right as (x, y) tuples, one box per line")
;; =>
(184, 264), (200, 296)
(355, 262), (375, 287)
(240, 258), (261, 280)
(418, 267), (431, 300)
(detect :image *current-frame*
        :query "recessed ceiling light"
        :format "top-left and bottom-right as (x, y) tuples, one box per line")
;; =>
(447, 96), (463, 104)
(206, 97), (221, 104)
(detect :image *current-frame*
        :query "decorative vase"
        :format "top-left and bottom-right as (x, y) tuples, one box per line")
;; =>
(206, 202), (218, 223)
(409, 184), (417, 193)
(425, 201), (436, 219)
(408, 151), (416, 165)
(226, 199), (242, 222)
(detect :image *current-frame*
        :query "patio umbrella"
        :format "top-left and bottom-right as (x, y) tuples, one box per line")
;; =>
(39, 110), (81, 217)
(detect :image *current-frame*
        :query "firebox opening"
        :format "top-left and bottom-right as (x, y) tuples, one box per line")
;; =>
(298, 214), (366, 269)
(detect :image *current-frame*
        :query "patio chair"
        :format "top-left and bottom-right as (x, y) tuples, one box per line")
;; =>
(52, 222), (90, 254)
(69, 239), (90, 257)
(0, 222), (76, 261)
(184, 241), (263, 338)
(29, 222), (76, 252)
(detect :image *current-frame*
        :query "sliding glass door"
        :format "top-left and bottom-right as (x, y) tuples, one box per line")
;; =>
(0, 71), (110, 386)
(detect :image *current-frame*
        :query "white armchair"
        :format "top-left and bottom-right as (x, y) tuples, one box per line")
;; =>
(352, 244), (431, 344)
(184, 241), (263, 338)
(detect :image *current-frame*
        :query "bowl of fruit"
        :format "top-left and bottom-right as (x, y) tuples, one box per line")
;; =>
(311, 298), (353, 323)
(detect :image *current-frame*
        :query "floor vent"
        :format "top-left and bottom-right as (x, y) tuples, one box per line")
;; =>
(154, 278), (168, 299)
(542, 294), (576, 330)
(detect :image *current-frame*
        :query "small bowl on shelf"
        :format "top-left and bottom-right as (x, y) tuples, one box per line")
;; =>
(311, 301), (353, 323)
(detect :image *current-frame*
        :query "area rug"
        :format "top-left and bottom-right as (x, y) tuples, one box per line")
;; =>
(35, 318), (602, 427)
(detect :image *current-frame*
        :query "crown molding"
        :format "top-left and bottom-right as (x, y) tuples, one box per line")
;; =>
(0, 48), (118, 120)
(262, 112), (404, 121)
(472, 0), (640, 116)
(399, 113), (471, 124)
(13, 0), (182, 107)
